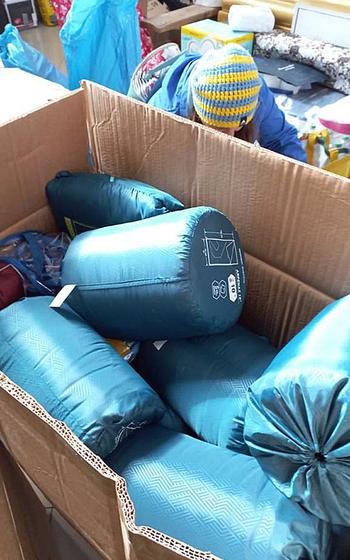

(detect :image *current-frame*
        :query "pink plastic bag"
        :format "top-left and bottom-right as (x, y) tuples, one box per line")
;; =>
(52, 0), (72, 28)
(137, 5), (153, 58)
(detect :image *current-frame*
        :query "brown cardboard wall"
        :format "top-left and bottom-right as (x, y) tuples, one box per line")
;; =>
(242, 255), (333, 347)
(0, 440), (53, 560)
(0, 90), (89, 238)
(84, 82), (350, 346)
(1, 81), (350, 560)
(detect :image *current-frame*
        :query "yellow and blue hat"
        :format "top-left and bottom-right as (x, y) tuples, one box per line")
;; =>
(191, 44), (261, 129)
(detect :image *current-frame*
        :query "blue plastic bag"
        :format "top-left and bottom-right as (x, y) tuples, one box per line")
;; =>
(60, 0), (141, 93)
(0, 25), (68, 88)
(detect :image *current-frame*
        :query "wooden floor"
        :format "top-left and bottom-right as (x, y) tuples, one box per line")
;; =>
(22, 24), (66, 74)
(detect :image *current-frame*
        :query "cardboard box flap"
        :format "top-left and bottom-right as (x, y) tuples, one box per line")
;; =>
(0, 90), (89, 239)
(242, 254), (333, 347)
(0, 439), (52, 560)
(84, 81), (350, 345)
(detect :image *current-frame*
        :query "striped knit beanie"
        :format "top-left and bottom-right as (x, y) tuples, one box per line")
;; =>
(191, 44), (261, 129)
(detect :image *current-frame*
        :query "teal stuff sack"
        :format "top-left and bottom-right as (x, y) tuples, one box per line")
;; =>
(245, 295), (350, 526)
(46, 172), (184, 237)
(136, 325), (277, 454)
(0, 297), (166, 458)
(62, 207), (247, 340)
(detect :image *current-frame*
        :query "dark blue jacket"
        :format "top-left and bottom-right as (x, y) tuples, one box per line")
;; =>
(148, 52), (307, 163)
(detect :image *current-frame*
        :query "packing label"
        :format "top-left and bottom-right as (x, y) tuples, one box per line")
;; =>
(50, 284), (76, 308)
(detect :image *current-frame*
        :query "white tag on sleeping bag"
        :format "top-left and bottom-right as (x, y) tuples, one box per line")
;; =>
(50, 284), (76, 308)
(153, 340), (168, 351)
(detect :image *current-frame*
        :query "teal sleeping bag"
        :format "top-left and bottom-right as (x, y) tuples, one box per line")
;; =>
(136, 325), (277, 454)
(0, 297), (166, 458)
(62, 207), (246, 340)
(46, 171), (184, 237)
(107, 425), (332, 560)
(245, 295), (350, 526)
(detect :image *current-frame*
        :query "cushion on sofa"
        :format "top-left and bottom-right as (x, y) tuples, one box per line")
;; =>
(46, 171), (184, 237)
(136, 325), (277, 454)
(244, 295), (350, 526)
(0, 296), (166, 458)
(107, 425), (332, 560)
(62, 206), (246, 340)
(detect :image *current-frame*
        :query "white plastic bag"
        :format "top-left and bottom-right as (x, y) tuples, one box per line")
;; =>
(228, 5), (275, 33)
(193, 0), (222, 7)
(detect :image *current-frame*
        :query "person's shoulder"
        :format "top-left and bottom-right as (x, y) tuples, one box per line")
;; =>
(258, 75), (271, 100)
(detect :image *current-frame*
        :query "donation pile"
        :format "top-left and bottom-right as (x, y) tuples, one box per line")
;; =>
(0, 170), (347, 559)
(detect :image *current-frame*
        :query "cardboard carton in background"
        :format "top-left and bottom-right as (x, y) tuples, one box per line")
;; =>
(0, 81), (350, 559)
(181, 18), (254, 53)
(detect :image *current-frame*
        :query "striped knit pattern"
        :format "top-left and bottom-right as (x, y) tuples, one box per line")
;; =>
(191, 44), (261, 129)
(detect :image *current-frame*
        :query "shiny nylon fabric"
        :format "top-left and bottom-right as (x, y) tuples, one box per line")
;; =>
(60, 0), (141, 92)
(244, 295), (350, 526)
(107, 425), (332, 560)
(0, 297), (166, 458)
(46, 171), (184, 237)
(136, 325), (277, 454)
(62, 207), (246, 341)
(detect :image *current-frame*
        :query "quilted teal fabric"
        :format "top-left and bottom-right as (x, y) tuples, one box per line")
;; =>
(107, 425), (332, 560)
(62, 207), (246, 340)
(0, 297), (166, 458)
(136, 325), (277, 454)
(245, 295), (350, 526)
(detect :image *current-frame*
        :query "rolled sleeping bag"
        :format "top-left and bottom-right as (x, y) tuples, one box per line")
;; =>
(62, 206), (247, 341)
(107, 425), (332, 560)
(0, 296), (167, 458)
(46, 171), (184, 238)
(244, 294), (350, 526)
(136, 325), (277, 454)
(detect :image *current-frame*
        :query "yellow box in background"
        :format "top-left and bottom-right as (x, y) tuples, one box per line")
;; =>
(181, 19), (254, 55)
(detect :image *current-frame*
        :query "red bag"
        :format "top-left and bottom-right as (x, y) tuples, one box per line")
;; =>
(0, 263), (25, 310)
(51, 0), (72, 28)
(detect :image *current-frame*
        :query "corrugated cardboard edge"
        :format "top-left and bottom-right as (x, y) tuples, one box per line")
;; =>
(0, 373), (218, 560)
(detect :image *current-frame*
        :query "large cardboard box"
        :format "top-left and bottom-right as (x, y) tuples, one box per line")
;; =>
(0, 81), (350, 559)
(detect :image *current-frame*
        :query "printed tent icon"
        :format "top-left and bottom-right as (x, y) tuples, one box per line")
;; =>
(203, 230), (239, 267)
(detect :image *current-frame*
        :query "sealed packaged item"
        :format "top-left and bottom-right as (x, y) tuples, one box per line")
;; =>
(136, 325), (277, 454)
(0, 297), (166, 458)
(62, 207), (246, 340)
(46, 171), (184, 237)
(108, 425), (332, 560)
(245, 295), (350, 526)
(181, 19), (253, 55)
